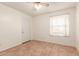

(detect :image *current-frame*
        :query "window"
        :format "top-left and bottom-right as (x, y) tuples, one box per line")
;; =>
(50, 14), (69, 36)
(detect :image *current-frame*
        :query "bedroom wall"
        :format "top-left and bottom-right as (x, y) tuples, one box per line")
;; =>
(0, 4), (32, 51)
(76, 3), (79, 51)
(33, 7), (76, 47)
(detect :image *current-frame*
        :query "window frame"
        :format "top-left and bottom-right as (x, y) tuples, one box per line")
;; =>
(49, 13), (70, 37)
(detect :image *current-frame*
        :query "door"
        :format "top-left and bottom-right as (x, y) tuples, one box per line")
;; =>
(22, 17), (31, 42)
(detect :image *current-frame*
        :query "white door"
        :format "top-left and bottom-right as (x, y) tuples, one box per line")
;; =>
(22, 17), (31, 42)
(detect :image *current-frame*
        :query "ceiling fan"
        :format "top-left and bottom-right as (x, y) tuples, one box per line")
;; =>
(33, 2), (49, 10)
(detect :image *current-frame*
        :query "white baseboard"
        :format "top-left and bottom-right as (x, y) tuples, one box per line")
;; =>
(34, 39), (76, 48)
(0, 42), (22, 52)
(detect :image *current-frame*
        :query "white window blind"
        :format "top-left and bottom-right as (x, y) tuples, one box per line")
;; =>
(50, 14), (69, 36)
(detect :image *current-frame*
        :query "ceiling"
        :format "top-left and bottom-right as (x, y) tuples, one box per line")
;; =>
(0, 2), (76, 16)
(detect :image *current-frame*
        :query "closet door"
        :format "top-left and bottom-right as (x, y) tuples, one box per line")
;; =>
(22, 17), (31, 42)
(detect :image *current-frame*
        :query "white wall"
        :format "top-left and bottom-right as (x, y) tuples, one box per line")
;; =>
(0, 4), (32, 51)
(33, 8), (76, 47)
(76, 3), (79, 51)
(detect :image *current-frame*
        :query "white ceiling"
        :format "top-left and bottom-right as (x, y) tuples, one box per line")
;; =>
(0, 2), (76, 16)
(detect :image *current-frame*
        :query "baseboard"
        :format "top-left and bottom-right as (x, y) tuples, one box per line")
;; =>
(0, 42), (22, 52)
(22, 40), (31, 44)
(33, 39), (76, 48)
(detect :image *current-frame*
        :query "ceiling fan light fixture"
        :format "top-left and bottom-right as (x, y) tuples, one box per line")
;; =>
(33, 2), (49, 10)
(34, 3), (42, 10)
